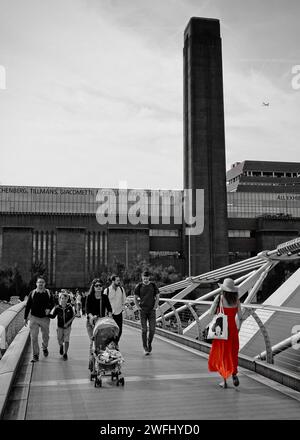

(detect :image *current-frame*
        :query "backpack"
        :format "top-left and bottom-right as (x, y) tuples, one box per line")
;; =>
(103, 286), (125, 296)
(31, 289), (51, 300)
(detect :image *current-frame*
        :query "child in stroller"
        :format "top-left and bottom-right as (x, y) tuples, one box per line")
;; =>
(89, 316), (125, 387)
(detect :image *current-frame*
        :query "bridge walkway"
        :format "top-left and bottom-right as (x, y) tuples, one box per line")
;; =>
(4, 317), (300, 420)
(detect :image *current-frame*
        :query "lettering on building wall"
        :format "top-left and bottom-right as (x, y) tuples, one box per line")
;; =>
(277, 195), (300, 201)
(0, 186), (96, 196)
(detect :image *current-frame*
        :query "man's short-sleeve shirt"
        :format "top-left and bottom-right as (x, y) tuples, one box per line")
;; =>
(134, 282), (159, 312)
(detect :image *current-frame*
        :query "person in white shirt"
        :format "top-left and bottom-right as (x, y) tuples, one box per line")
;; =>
(103, 275), (126, 345)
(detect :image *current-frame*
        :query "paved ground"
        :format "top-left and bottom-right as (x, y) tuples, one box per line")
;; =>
(4, 317), (300, 420)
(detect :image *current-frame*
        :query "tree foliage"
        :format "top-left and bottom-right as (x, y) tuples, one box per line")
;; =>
(0, 264), (27, 301)
(88, 256), (183, 294)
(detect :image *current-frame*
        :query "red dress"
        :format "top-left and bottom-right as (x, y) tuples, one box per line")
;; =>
(208, 307), (239, 379)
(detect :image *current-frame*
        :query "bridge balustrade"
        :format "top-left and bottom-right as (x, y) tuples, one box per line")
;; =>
(128, 299), (300, 377)
(0, 301), (26, 359)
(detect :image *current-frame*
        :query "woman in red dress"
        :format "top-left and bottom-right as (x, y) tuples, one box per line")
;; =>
(208, 278), (243, 389)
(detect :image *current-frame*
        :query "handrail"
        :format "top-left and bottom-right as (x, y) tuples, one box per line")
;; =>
(158, 236), (300, 295)
(0, 301), (26, 357)
(256, 332), (300, 361)
(156, 298), (300, 367)
(158, 298), (300, 315)
(158, 256), (266, 294)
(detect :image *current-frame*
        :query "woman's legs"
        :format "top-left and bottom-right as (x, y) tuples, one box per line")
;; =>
(86, 320), (94, 354)
(232, 374), (239, 386)
(219, 378), (228, 388)
(232, 332), (240, 386)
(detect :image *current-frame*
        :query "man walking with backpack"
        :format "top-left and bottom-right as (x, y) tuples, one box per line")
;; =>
(24, 276), (55, 362)
(134, 270), (160, 355)
(103, 275), (126, 345)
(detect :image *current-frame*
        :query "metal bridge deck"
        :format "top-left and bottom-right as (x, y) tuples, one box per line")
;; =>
(4, 317), (300, 420)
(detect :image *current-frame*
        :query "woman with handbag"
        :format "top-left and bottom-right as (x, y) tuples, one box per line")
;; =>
(207, 278), (243, 389)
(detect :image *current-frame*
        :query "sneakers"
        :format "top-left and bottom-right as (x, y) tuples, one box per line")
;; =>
(63, 353), (68, 360)
(43, 348), (49, 357)
(144, 349), (150, 356)
(31, 354), (39, 362)
(59, 345), (64, 355)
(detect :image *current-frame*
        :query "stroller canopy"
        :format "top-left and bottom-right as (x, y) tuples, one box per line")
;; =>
(93, 317), (119, 350)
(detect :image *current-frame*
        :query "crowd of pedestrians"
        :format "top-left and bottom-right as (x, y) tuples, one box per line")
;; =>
(24, 270), (160, 362)
(24, 273), (243, 389)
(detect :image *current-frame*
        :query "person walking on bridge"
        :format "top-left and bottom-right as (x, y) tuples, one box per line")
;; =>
(75, 290), (82, 317)
(134, 270), (160, 355)
(24, 276), (54, 362)
(85, 278), (111, 354)
(208, 278), (243, 389)
(49, 291), (75, 360)
(103, 275), (126, 346)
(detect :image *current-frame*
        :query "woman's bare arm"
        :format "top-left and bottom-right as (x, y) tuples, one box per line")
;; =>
(207, 294), (220, 318)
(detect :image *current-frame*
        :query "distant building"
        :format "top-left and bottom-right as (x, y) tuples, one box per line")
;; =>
(0, 186), (184, 288)
(0, 162), (299, 289)
(227, 160), (300, 193)
(226, 160), (300, 265)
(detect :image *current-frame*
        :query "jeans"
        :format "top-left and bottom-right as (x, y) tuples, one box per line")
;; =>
(112, 313), (123, 343)
(29, 315), (50, 356)
(86, 319), (94, 354)
(140, 309), (156, 350)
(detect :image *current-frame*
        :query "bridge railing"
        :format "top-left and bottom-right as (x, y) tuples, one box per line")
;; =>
(155, 298), (300, 375)
(0, 301), (26, 359)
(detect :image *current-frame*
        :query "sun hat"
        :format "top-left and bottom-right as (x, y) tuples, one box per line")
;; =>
(218, 278), (238, 293)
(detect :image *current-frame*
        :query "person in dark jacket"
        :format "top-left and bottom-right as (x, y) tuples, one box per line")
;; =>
(49, 292), (75, 360)
(134, 270), (160, 355)
(24, 276), (55, 362)
(85, 278), (111, 354)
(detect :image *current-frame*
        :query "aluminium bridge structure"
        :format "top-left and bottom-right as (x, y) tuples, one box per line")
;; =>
(0, 237), (300, 420)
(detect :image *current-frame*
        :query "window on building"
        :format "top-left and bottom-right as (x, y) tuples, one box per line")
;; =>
(228, 230), (251, 238)
(149, 229), (179, 237)
(149, 251), (180, 258)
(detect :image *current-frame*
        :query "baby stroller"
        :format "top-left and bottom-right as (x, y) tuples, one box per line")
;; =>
(89, 317), (125, 388)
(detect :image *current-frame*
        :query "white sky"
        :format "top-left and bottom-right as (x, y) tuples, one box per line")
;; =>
(0, 0), (299, 190)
